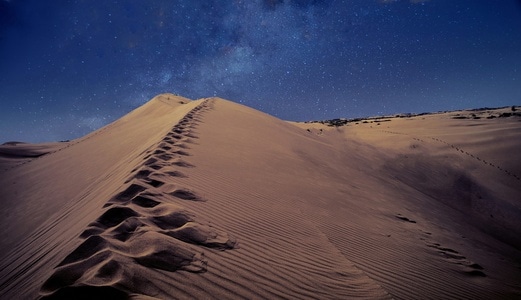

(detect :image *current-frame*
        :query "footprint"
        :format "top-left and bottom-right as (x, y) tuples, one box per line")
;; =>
(159, 144), (172, 151)
(144, 157), (159, 166)
(171, 160), (195, 168)
(163, 223), (236, 250)
(131, 195), (161, 208)
(395, 214), (416, 223)
(142, 178), (164, 188)
(459, 262), (486, 277)
(58, 235), (110, 267)
(133, 169), (152, 179)
(170, 189), (205, 201)
(41, 250), (114, 294)
(133, 248), (204, 273)
(106, 183), (147, 205)
(172, 143), (190, 149)
(125, 172), (145, 183)
(426, 242), (487, 277)
(151, 210), (194, 230)
(468, 263), (484, 270)
(148, 164), (164, 170)
(185, 132), (198, 138)
(165, 170), (187, 178)
(106, 217), (146, 242)
(155, 153), (174, 161)
(172, 150), (190, 156)
(79, 227), (104, 239)
(94, 206), (140, 228)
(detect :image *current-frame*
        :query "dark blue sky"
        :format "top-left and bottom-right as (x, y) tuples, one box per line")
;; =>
(1, 0), (521, 143)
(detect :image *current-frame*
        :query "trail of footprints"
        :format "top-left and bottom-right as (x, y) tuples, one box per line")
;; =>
(382, 127), (506, 278)
(40, 99), (236, 299)
(380, 129), (520, 181)
(394, 214), (486, 278)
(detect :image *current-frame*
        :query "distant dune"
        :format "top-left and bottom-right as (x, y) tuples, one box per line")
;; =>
(0, 94), (520, 299)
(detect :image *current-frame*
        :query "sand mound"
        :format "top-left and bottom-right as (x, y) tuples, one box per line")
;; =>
(0, 95), (520, 299)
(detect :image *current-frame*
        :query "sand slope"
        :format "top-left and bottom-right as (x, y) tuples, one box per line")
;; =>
(0, 95), (520, 299)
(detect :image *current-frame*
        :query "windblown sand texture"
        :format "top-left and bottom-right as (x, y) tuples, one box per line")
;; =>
(0, 94), (520, 299)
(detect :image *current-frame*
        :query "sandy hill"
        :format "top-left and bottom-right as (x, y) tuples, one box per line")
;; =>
(0, 94), (520, 299)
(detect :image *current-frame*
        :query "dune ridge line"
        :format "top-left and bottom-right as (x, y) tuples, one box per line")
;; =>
(38, 99), (236, 299)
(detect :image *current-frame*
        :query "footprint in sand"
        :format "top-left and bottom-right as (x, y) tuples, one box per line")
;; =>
(395, 214), (417, 223)
(394, 213), (487, 279)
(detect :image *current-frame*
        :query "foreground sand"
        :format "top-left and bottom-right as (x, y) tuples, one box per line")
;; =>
(0, 94), (520, 299)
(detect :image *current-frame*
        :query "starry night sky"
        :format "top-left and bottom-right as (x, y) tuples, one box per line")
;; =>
(1, 0), (521, 143)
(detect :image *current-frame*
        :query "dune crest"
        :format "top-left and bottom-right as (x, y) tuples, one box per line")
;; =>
(0, 95), (520, 299)
(38, 99), (236, 299)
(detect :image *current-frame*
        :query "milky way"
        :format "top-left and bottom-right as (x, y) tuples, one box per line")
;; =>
(1, 0), (520, 142)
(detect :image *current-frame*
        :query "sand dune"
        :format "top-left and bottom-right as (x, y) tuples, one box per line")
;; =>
(1, 94), (520, 299)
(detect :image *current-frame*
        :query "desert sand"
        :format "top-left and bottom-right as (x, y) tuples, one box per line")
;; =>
(0, 94), (520, 299)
